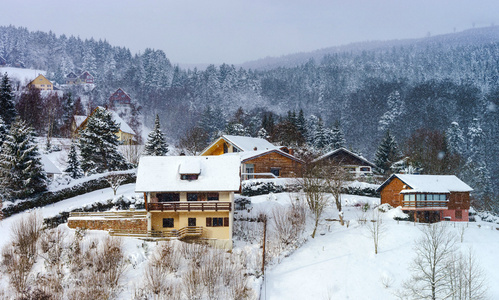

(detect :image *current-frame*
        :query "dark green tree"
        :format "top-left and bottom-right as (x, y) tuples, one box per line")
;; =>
(144, 114), (169, 156)
(0, 73), (17, 127)
(78, 108), (131, 174)
(0, 118), (47, 199)
(64, 141), (83, 179)
(374, 130), (400, 174)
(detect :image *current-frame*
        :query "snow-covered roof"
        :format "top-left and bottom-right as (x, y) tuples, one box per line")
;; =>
(135, 156), (241, 192)
(40, 154), (62, 175)
(313, 147), (376, 168)
(222, 135), (278, 152)
(107, 109), (135, 135)
(178, 159), (201, 174)
(235, 148), (304, 163)
(74, 115), (87, 128)
(378, 174), (473, 193)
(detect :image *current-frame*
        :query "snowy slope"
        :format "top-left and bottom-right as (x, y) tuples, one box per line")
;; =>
(0, 66), (46, 84)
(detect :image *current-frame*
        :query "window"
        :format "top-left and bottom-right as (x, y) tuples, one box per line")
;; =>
(187, 193), (198, 201)
(455, 210), (462, 219)
(206, 217), (229, 227)
(163, 218), (174, 228)
(181, 174), (199, 180)
(188, 218), (196, 226)
(157, 193), (179, 202)
(245, 164), (254, 179)
(223, 143), (228, 153)
(360, 167), (371, 172)
(270, 167), (280, 177)
(207, 193), (219, 201)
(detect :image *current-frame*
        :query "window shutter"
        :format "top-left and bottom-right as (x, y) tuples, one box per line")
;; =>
(206, 217), (212, 227)
(223, 217), (229, 227)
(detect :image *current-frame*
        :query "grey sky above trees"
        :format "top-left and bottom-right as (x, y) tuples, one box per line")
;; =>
(2, 0), (499, 65)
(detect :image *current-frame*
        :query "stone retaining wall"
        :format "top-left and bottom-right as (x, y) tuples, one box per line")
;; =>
(68, 217), (147, 231)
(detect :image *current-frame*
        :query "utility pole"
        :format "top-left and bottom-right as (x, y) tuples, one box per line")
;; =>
(261, 215), (267, 275)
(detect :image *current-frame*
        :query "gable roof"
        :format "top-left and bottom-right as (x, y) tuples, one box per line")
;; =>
(40, 154), (62, 175)
(313, 147), (377, 168)
(73, 115), (87, 128)
(377, 174), (473, 193)
(135, 156), (241, 192)
(237, 148), (304, 164)
(200, 135), (278, 155)
(75, 107), (135, 135)
(29, 74), (52, 86)
(79, 71), (93, 79)
(66, 72), (78, 78)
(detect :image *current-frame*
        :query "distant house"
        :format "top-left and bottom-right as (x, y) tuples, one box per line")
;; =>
(313, 147), (377, 177)
(40, 154), (62, 180)
(109, 88), (132, 106)
(78, 71), (94, 84)
(377, 174), (473, 222)
(200, 135), (304, 179)
(28, 74), (53, 90)
(135, 155), (241, 249)
(65, 72), (78, 84)
(72, 106), (136, 144)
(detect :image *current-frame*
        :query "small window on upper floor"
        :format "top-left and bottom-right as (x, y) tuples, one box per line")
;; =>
(181, 174), (199, 180)
(360, 167), (370, 172)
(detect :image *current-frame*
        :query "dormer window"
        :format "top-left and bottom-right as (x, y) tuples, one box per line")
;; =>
(181, 174), (199, 180)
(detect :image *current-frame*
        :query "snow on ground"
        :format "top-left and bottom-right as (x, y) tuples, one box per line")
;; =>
(256, 193), (499, 300)
(0, 66), (46, 84)
(1, 185), (498, 299)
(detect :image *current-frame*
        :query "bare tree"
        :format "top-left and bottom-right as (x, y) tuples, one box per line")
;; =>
(105, 172), (127, 195)
(447, 248), (488, 300)
(323, 161), (352, 225)
(367, 208), (386, 254)
(298, 164), (329, 238)
(401, 223), (457, 300)
(177, 126), (209, 155)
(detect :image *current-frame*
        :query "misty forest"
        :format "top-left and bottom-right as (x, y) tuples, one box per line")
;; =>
(0, 25), (497, 211)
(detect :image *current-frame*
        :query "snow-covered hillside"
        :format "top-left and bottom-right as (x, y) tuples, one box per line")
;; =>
(1, 187), (498, 299)
(0, 66), (46, 84)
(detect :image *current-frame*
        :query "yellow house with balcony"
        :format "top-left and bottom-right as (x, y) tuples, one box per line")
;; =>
(135, 155), (241, 249)
(28, 74), (54, 90)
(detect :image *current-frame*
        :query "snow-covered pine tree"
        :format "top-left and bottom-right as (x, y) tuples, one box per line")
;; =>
(446, 121), (465, 155)
(296, 109), (307, 140)
(330, 121), (346, 150)
(144, 114), (169, 156)
(78, 107), (131, 174)
(0, 116), (6, 144)
(374, 130), (400, 174)
(257, 127), (269, 140)
(0, 118), (47, 199)
(0, 72), (17, 127)
(64, 141), (83, 179)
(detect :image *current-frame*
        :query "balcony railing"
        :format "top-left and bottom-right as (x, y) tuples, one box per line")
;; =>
(147, 201), (231, 212)
(402, 200), (448, 209)
(109, 226), (203, 239)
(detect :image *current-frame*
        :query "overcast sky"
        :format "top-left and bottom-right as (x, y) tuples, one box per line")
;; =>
(2, 0), (499, 65)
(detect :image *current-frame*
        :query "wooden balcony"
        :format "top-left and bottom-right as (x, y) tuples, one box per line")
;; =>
(147, 201), (231, 212)
(109, 226), (203, 240)
(402, 200), (448, 210)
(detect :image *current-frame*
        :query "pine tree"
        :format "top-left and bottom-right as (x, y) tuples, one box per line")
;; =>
(374, 130), (400, 174)
(0, 116), (6, 145)
(446, 121), (465, 155)
(64, 141), (83, 179)
(78, 108), (131, 174)
(296, 109), (307, 140)
(144, 114), (169, 156)
(0, 72), (17, 127)
(0, 118), (47, 199)
(330, 120), (346, 150)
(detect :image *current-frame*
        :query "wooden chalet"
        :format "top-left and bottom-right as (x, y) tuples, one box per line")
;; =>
(78, 71), (94, 84)
(65, 72), (78, 84)
(135, 155), (241, 249)
(200, 135), (304, 179)
(109, 88), (132, 106)
(377, 174), (473, 222)
(72, 106), (136, 144)
(313, 147), (377, 177)
(28, 74), (53, 90)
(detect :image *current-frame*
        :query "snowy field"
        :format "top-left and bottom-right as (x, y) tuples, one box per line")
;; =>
(0, 66), (46, 84)
(1, 185), (498, 299)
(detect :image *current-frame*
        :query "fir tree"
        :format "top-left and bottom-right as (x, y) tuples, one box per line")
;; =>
(0, 118), (47, 199)
(144, 114), (169, 156)
(78, 108), (131, 174)
(296, 109), (307, 140)
(0, 72), (17, 127)
(446, 121), (465, 155)
(0, 116), (6, 145)
(374, 130), (400, 174)
(330, 120), (346, 150)
(64, 141), (83, 179)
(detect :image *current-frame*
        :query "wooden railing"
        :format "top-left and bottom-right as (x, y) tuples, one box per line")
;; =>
(109, 226), (203, 239)
(69, 211), (147, 219)
(402, 201), (448, 209)
(147, 202), (231, 212)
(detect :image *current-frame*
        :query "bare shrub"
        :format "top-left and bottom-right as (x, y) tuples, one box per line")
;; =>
(183, 262), (204, 300)
(271, 201), (306, 248)
(1, 212), (43, 296)
(37, 227), (67, 298)
(367, 208), (386, 254)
